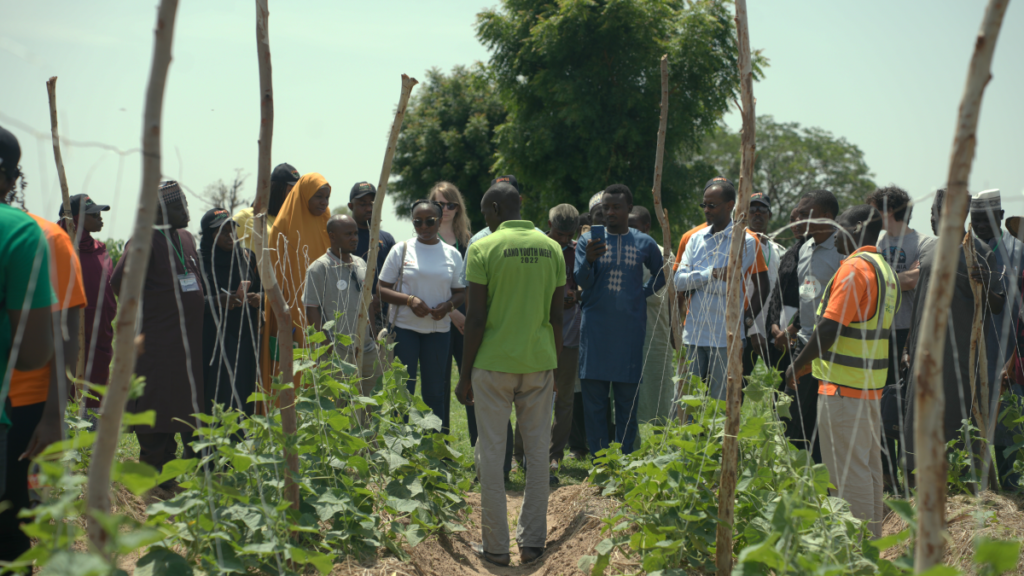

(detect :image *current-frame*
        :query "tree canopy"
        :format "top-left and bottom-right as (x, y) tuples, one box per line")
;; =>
(698, 115), (877, 238)
(476, 0), (746, 228)
(391, 64), (506, 232)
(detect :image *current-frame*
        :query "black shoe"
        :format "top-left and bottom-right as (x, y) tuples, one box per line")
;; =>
(472, 543), (511, 566)
(520, 546), (545, 564)
(549, 474), (559, 486)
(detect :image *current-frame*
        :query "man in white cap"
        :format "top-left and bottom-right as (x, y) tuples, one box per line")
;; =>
(970, 188), (1024, 487)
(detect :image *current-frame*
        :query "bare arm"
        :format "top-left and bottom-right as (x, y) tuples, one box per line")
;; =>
(455, 282), (489, 406)
(22, 307), (80, 459)
(379, 280), (432, 318)
(550, 284), (565, 359)
(8, 308), (54, 372)
(306, 305), (322, 333)
(785, 318), (840, 390)
(898, 261), (920, 291)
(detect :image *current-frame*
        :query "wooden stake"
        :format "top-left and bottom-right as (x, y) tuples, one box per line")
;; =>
(962, 225), (989, 442)
(912, 0), (1009, 570)
(716, 0), (755, 572)
(86, 0), (179, 551)
(250, 0), (299, 510)
(46, 77), (75, 241)
(353, 75), (418, 379)
(649, 55), (684, 423)
(650, 56), (680, 359)
(45, 76), (87, 400)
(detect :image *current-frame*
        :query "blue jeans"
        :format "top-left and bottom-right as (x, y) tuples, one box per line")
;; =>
(581, 379), (639, 456)
(685, 345), (728, 401)
(394, 327), (451, 427)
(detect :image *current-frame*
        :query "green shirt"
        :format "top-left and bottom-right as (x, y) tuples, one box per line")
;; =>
(1, 205), (56, 426)
(466, 220), (565, 374)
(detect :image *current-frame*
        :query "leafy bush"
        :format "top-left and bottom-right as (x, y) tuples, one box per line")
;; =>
(10, 324), (474, 575)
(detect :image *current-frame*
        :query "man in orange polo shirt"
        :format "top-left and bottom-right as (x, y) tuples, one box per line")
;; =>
(2, 202), (85, 559)
(784, 204), (898, 539)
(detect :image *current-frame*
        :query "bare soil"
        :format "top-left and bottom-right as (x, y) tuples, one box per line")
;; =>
(333, 483), (615, 576)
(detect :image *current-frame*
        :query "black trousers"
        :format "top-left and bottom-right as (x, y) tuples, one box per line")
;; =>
(0, 402), (44, 562)
(787, 372), (822, 464)
(881, 329), (910, 482)
(136, 430), (197, 485)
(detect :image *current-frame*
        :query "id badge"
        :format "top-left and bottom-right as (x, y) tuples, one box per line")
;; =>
(178, 273), (200, 292)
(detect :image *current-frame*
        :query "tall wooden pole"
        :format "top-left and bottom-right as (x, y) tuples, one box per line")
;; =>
(716, 0), (755, 573)
(46, 77), (75, 241)
(353, 75), (418, 378)
(650, 56), (680, 361)
(86, 0), (179, 550)
(251, 0), (299, 510)
(45, 77), (86, 400)
(912, 0), (1009, 570)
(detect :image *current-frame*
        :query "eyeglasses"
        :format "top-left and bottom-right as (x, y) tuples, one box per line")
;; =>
(440, 202), (459, 211)
(413, 217), (438, 228)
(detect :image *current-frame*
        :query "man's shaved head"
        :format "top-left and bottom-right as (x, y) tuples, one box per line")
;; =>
(327, 214), (357, 234)
(482, 182), (520, 212)
(480, 182), (522, 232)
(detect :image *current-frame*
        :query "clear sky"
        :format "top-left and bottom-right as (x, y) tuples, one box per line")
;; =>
(2, 1), (1021, 242)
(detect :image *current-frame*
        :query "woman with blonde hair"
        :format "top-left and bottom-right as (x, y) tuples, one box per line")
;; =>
(428, 181), (472, 435)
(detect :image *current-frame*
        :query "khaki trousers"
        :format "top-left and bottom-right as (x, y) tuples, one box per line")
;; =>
(472, 367), (554, 554)
(513, 345), (578, 462)
(817, 394), (884, 538)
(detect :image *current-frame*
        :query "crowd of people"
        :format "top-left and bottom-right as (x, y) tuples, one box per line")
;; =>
(1, 119), (1022, 564)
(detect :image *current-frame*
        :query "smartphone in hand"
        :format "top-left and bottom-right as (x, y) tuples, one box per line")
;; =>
(590, 225), (605, 244)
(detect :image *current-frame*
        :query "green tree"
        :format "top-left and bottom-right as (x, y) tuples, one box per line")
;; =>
(698, 115), (877, 238)
(391, 64), (507, 232)
(476, 0), (749, 234)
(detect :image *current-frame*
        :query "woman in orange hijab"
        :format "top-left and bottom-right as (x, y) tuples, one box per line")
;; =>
(259, 172), (332, 404)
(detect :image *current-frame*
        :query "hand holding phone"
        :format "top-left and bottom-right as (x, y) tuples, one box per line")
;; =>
(586, 225), (607, 263)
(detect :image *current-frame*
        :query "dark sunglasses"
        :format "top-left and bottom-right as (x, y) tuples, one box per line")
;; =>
(699, 202), (720, 210)
(439, 202), (459, 210)
(413, 217), (438, 228)
(750, 204), (770, 214)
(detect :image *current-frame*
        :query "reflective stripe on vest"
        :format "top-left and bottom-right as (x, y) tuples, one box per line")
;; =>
(811, 252), (900, 390)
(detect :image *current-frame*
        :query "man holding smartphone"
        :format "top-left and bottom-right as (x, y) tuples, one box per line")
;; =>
(575, 185), (665, 457)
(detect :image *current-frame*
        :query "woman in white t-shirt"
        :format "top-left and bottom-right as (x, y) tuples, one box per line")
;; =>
(378, 199), (466, 426)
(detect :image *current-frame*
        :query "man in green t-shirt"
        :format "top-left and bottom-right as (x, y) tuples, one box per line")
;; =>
(456, 182), (564, 566)
(1, 124), (57, 562)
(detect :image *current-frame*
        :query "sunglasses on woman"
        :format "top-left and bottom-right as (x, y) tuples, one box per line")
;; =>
(439, 202), (459, 211)
(413, 217), (438, 228)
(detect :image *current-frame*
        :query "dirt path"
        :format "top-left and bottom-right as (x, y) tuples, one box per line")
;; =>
(335, 483), (613, 576)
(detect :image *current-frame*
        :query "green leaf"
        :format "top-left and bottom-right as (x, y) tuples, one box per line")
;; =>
(39, 431), (97, 456)
(915, 567), (961, 576)
(135, 547), (194, 576)
(289, 547), (335, 575)
(974, 537), (1021, 575)
(870, 528), (911, 552)
(885, 499), (917, 532)
(122, 410), (157, 427)
(156, 458), (198, 485)
(113, 461), (159, 496)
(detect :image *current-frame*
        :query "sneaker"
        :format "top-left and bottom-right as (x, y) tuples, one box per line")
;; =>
(549, 474), (559, 486)
(550, 459), (559, 472)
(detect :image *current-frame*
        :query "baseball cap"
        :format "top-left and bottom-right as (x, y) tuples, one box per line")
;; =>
(491, 175), (519, 193)
(350, 181), (377, 201)
(271, 163), (300, 185)
(61, 194), (111, 218)
(200, 208), (235, 231)
(0, 125), (21, 180)
(750, 192), (771, 210)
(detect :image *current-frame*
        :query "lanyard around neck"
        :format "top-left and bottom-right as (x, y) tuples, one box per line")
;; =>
(159, 229), (186, 270)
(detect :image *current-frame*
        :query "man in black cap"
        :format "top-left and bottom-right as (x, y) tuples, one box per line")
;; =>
(58, 195), (117, 420)
(234, 162), (299, 250)
(348, 181), (397, 327)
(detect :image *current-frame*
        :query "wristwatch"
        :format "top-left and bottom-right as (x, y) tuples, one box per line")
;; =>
(744, 316), (754, 328)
